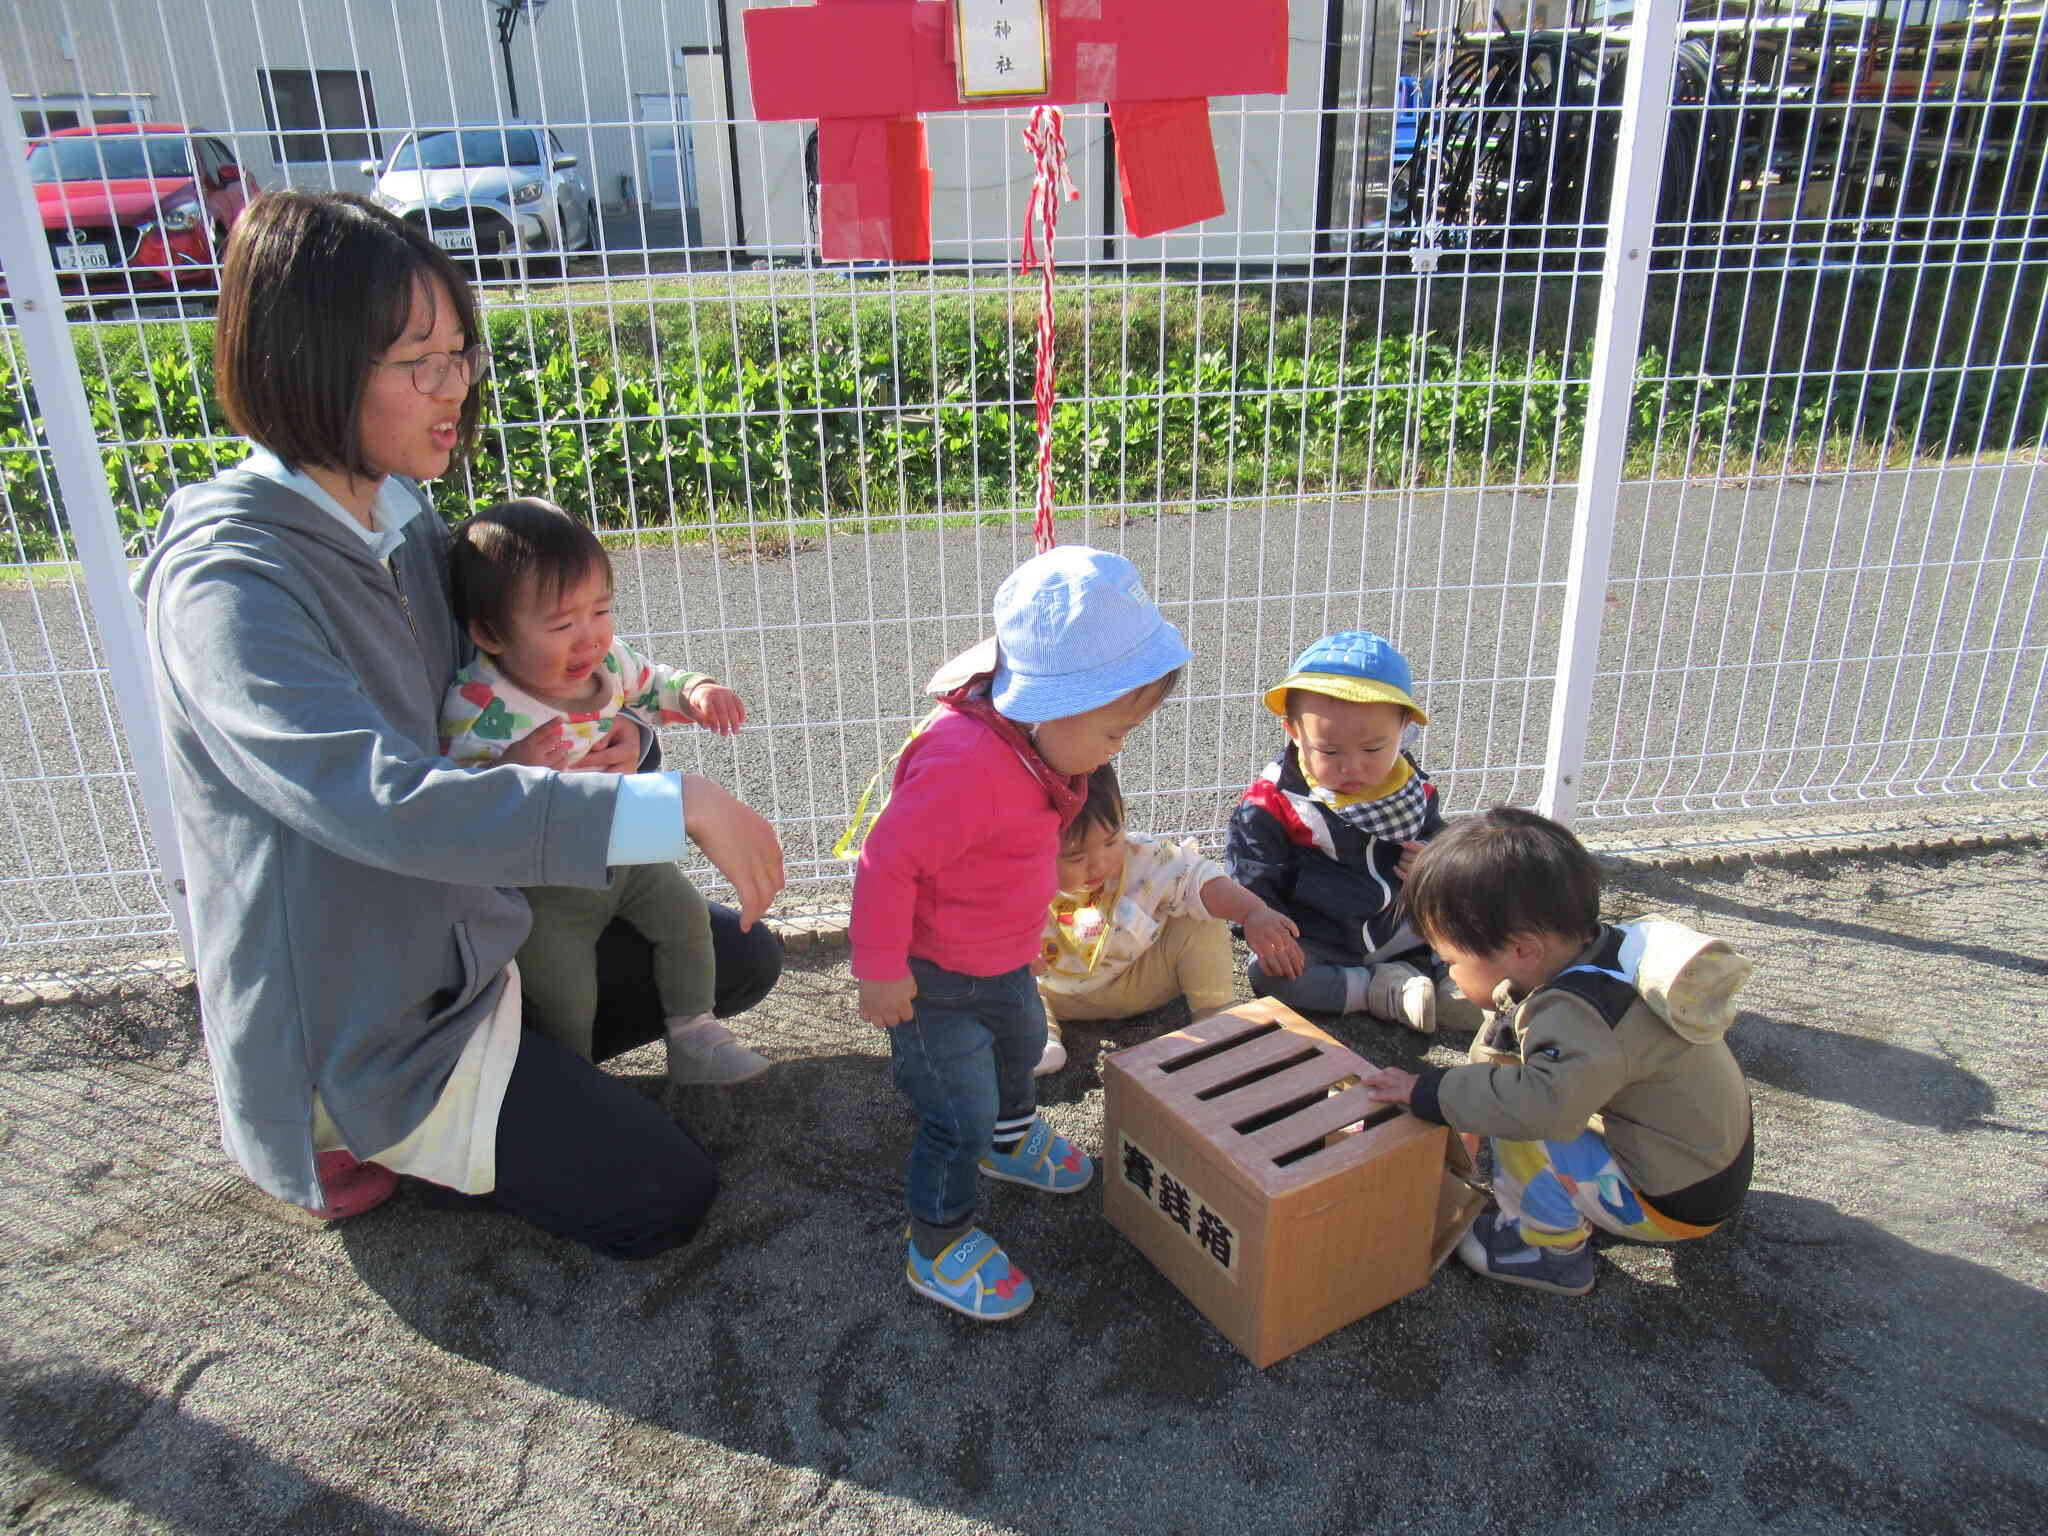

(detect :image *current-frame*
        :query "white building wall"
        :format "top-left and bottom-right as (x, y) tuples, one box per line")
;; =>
(9, 0), (738, 240)
(722, 0), (805, 257)
(519, 0), (731, 228)
(12, 0), (1344, 262)
(722, 0), (1328, 265)
(1117, 22), (1330, 265)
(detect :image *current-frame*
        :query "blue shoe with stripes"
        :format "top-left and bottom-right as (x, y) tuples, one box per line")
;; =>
(980, 1117), (1093, 1194)
(904, 1226), (1034, 1321)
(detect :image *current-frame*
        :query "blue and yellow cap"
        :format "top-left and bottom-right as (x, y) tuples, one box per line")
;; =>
(1262, 630), (1426, 725)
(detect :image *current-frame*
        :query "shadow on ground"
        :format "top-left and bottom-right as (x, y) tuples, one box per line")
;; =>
(2, 1367), (447, 1535)
(4, 839), (2046, 1533)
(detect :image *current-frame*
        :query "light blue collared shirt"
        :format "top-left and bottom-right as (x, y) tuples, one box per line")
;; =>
(235, 445), (686, 867)
(237, 446), (423, 562)
(608, 770), (685, 865)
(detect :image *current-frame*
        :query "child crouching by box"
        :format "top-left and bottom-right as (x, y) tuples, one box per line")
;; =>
(1363, 807), (1755, 1296)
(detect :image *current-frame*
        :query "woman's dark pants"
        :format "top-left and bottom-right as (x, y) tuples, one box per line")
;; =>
(477, 903), (781, 1259)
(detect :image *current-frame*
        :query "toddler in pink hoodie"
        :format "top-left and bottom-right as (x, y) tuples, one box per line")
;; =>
(850, 547), (1188, 1321)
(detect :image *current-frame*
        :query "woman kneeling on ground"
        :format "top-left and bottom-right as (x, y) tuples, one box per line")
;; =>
(134, 190), (784, 1259)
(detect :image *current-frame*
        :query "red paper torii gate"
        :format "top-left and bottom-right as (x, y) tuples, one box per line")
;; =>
(743, 0), (1290, 262)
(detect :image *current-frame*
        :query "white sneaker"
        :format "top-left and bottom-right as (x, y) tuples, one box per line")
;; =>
(1433, 974), (1487, 1037)
(1033, 1020), (1067, 1077)
(1364, 962), (1436, 1034)
(665, 1014), (770, 1085)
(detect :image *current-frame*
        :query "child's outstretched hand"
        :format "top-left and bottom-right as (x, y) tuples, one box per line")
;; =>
(502, 718), (572, 770)
(1395, 839), (1426, 879)
(1242, 904), (1305, 979)
(859, 976), (918, 1029)
(1362, 1067), (1417, 1106)
(688, 680), (747, 736)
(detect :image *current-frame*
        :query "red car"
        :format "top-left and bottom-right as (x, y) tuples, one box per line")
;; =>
(15, 123), (258, 298)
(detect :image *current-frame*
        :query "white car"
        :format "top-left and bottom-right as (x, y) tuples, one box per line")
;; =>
(362, 124), (596, 265)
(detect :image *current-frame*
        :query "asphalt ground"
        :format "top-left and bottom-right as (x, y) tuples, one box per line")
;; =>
(2, 823), (2045, 1535)
(4, 467), (2043, 965)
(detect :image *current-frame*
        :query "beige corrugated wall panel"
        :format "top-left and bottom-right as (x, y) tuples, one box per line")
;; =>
(8, 0), (711, 197)
(519, 0), (733, 236)
(13, 1), (479, 187)
(725, 0), (807, 257)
(11, 0), (177, 124)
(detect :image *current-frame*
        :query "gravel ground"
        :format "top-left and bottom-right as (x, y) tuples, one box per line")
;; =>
(2, 824), (2044, 1535)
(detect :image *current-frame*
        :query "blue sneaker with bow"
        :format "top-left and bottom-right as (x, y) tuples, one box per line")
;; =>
(979, 1117), (1093, 1194)
(904, 1226), (1035, 1321)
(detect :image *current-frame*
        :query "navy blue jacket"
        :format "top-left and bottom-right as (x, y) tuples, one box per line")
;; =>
(1225, 742), (1443, 964)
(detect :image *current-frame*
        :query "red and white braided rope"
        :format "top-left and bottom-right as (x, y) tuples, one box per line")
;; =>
(1020, 104), (1078, 554)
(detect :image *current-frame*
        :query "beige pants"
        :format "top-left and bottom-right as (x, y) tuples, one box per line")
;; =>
(1041, 915), (1237, 1023)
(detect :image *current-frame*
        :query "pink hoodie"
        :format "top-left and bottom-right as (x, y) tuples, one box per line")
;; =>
(849, 707), (1065, 981)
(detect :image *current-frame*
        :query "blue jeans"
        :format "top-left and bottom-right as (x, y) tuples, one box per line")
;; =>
(889, 957), (1045, 1243)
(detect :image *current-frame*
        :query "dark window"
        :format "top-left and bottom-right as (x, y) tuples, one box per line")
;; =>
(197, 139), (238, 184)
(27, 133), (194, 183)
(23, 109), (79, 135)
(258, 68), (377, 164)
(390, 128), (543, 171)
(209, 139), (246, 183)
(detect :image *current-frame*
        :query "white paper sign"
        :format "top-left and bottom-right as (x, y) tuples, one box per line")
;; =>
(1119, 1131), (1240, 1278)
(955, 0), (1050, 99)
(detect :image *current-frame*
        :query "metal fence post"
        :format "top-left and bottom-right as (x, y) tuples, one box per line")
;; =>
(1538, 9), (1681, 826)
(0, 48), (194, 967)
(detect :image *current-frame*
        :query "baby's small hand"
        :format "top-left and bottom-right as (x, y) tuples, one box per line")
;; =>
(689, 681), (746, 736)
(501, 718), (572, 770)
(572, 717), (640, 774)
(1362, 1067), (1418, 1106)
(1243, 905), (1305, 979)
(1395, 839), (1426, 879)
(858, 976), (918, 1029)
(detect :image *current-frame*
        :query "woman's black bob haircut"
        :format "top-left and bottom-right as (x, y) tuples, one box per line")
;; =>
(214, 190), (484, 482)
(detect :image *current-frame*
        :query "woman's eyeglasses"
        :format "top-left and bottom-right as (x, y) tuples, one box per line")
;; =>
(376, 344), (492, 395)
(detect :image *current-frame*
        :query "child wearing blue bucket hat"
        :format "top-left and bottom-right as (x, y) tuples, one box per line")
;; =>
(1227, 630), (1482, 1035)
(849, 546), (1190, 1321)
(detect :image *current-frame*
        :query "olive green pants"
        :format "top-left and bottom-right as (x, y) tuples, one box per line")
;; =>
(1040, 914), (1237, 1022)
(517, 863), (714, 1059)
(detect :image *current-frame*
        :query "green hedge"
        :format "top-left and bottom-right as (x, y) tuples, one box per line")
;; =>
(4, 278), (2043, 563)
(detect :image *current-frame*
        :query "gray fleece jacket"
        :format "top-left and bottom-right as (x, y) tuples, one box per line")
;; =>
(135, 469), (621, 1208)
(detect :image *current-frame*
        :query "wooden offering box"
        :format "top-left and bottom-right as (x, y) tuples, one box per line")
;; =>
(1103, 997), (1451, 1368)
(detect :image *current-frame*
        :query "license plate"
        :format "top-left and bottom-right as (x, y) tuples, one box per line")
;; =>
(55, 243), (111, 270)
(431, 228), (475, 252)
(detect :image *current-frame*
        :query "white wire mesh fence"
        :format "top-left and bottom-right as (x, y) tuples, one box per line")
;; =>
(1, 0), (2044, 967)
